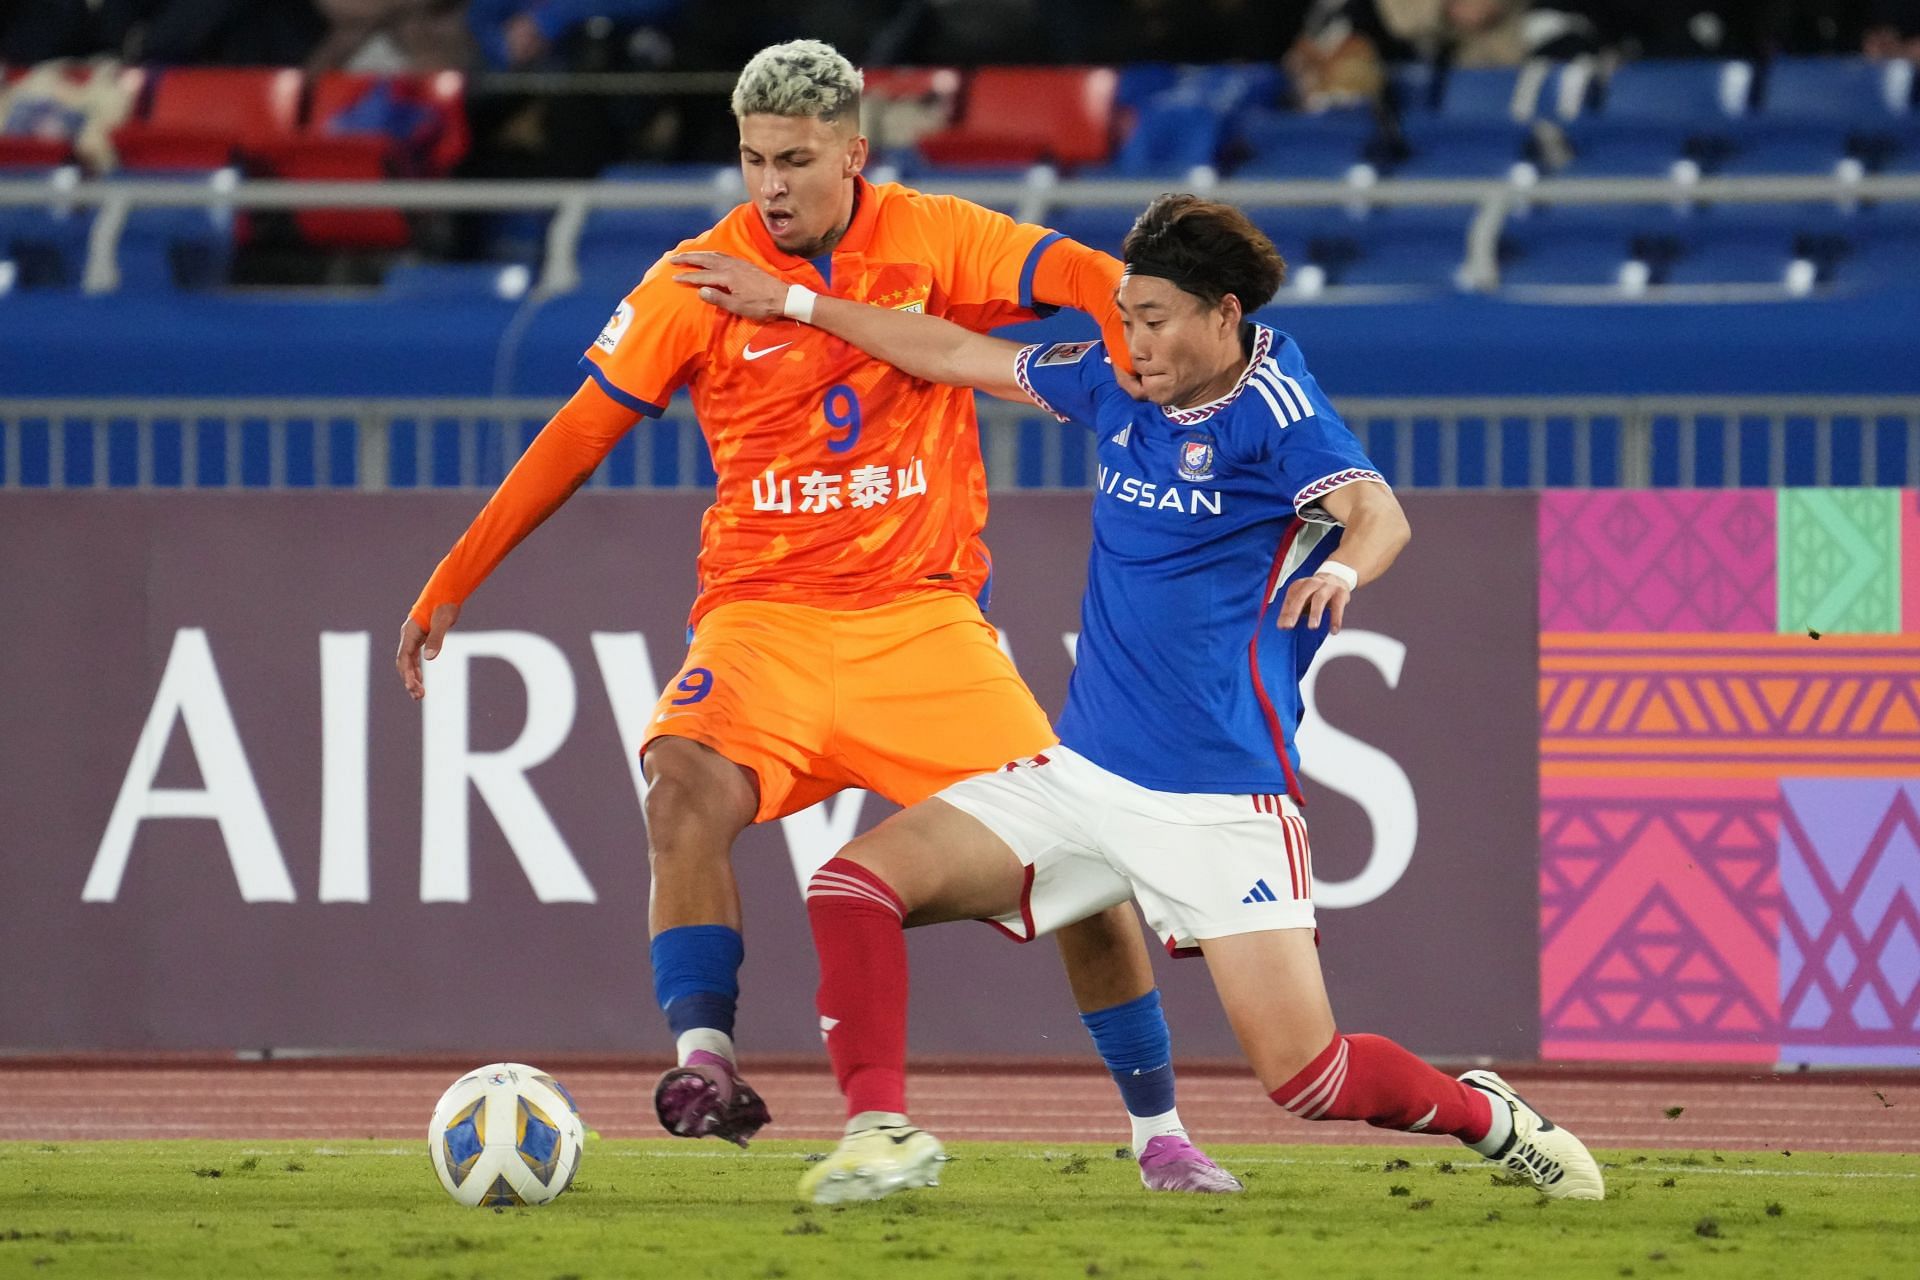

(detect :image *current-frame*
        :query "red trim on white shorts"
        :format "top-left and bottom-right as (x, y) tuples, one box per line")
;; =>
(979, 862), (1039, 943)
(1249, 521), (1307, 805)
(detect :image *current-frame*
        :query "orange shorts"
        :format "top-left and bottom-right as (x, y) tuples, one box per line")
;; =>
(640, 591), (1055, 823)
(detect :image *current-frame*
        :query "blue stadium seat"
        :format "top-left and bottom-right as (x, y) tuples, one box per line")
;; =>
(575, 206), (708, 288)
(1103, 101), (1227, 176)
(1559, 60), (1750, 177)
(1596, 59), (1751, 123)
(1231, 107), (1377, 179)
(1660, 208), (1803, 285)
(1554, 122), (1685, 176)
(0, 205), (91, 287)
(1390, 121), (1532, 177)
(117, 206), (234, 290)
(1716, 120), (1856, 175)
(383, 261), (531, 300)
(1092, 65), (1284, 178)
(1048, 206), (1141, 258)
(1757, 57), (1911, 124)
(1498, 206), (1650, 286)
(1343, 207), (1473, 286)
(1436, 66), (1527, 121)
(1827, 204), (1920, 286)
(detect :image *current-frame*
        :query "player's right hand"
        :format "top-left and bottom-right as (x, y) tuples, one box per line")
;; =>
(397, 601), (461, 701)
(671, 251), (787, 320)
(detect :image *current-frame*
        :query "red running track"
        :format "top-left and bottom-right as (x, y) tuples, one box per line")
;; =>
(1, 1058), (1916, 1154)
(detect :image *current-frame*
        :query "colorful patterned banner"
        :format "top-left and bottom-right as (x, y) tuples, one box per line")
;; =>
(1540, 490), (1920, 1068)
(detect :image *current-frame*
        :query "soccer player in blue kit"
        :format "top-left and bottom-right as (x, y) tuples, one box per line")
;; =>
(672, 194), (1605, 1206)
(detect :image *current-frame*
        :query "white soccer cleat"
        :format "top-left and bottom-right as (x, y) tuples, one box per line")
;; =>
(1460, 1069), (1605, 1201)
(799, 1116), (947, 1205)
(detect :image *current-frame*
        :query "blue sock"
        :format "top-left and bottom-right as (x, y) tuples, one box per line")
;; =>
(650, 925), (744, 1039)
(1080, 988), (1178, 1118)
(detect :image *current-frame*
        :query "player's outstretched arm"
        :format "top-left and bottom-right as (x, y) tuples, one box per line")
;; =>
(671, 251), (1028, 401)
(1275, 481), (1412, 635)
(396, 378), (635, 700)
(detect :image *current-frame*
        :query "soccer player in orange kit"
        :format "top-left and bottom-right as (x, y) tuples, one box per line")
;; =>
(395, 40), (1241, 1193)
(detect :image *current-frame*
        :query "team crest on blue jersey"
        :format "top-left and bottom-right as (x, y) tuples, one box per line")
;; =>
(1178, 437), (1216, 481)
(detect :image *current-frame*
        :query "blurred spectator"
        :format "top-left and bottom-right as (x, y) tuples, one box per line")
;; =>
(1862, 0), (1920, 59)
(466, 0), (681, 69)
(309, 0), (474, 71)
(1, 0), (325, 65)
(868, 0), (1049, 66)
(1520, 1), (1838, 60)
(1286, 0), (1522, 110)
(0, 56), (135, 168)
(1058, 0), (1303, 64)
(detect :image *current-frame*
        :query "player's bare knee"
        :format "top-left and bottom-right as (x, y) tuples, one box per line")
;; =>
(641, 741), (755, 854)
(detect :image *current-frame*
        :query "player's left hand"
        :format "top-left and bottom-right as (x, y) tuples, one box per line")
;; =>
(1276, 574), (1349, 634)
(672, 251), (788, 321)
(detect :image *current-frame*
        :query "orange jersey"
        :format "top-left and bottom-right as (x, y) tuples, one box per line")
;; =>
(583, 178), (1096, 622)
(410, 178), (1123, 632)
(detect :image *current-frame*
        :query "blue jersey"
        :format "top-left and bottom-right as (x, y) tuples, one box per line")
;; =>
(1016, 324), (1383, 798)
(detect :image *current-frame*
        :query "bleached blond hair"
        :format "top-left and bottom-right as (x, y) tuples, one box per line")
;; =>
(730, 39), (863, 126)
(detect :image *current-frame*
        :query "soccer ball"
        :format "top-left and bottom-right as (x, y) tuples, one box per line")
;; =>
(428, 1062), (585, 1207)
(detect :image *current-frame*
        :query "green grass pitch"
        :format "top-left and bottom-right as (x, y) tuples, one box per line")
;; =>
(3, 1140), (1916, 1279)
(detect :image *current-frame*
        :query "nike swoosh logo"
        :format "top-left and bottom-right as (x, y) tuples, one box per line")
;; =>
(743, 341), (792, 361)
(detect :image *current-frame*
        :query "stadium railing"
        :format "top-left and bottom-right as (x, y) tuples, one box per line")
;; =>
(4, 394), (1917, 491)
(4, 168), (1920, 295)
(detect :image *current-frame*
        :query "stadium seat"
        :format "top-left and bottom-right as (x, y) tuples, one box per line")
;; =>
(383, 261), (531, 300)
(0, 136), (75, 169)
(1658, 207), (1804, 285)
(1231, 107), (1377, 180)
(1389, 121), (1533, 178)
(1498, 206), (1654, 287)
(1331, 207), (1474, 287)
(261, 136), (412, 251)
(0, 204), (91, 287)
(1435, 66), (1532, 121)
(1558, 59), (1750, 177)
(1048, 206), (1141, 258)
(1092, 64), (1282, 177)
(1756, 57), (1912, 125)
(112, 67), (303, 171)
(1103, 100), (1226, 176)
(916, 67), (1119, 170)
(575, 205), (709, 287)
(99, 169), (239, 290)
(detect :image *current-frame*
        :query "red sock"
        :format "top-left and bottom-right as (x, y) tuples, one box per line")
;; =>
(1270, 1032), (1492, 1143)
(804, 858), (910, 1119)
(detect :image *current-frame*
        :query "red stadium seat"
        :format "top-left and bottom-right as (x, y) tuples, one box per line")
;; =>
(112, 67), (302, 171)
(259, 135), (411, 251)
(0, 136), (75, 169)
(916, 67), (1119, 169)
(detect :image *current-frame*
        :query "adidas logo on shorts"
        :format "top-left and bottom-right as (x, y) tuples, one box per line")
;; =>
(1240, 879), (1279, 904)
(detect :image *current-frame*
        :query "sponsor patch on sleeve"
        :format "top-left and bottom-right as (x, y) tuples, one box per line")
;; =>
(593, 300), (634, 354)
(1035, 340), (1096, 367)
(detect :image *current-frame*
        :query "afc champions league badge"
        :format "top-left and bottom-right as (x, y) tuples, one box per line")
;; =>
(1178, 435), (1216, 482)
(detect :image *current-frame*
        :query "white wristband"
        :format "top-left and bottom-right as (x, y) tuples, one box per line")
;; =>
(1314, 561), (1359, 592)
(783, 283), (818, 324)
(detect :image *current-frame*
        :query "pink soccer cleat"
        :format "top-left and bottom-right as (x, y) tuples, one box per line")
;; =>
(653, 1049), (772, 1147)
(1138, 1134), (1245, 1193)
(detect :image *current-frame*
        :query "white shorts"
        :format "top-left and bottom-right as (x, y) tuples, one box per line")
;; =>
(935, 744), (1317, 956)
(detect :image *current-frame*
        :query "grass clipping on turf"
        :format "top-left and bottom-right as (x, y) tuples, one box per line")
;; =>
(2, 1140), (1917, 1279)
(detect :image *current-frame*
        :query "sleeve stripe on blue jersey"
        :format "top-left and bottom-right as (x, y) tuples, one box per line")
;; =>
(1249, 373), (1300, 427)
(577, 357), (666, 417)
(1017, 231), (1065, 311)
(1256, 364), (1313, 422)
(1272, 367), (1315, 418)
